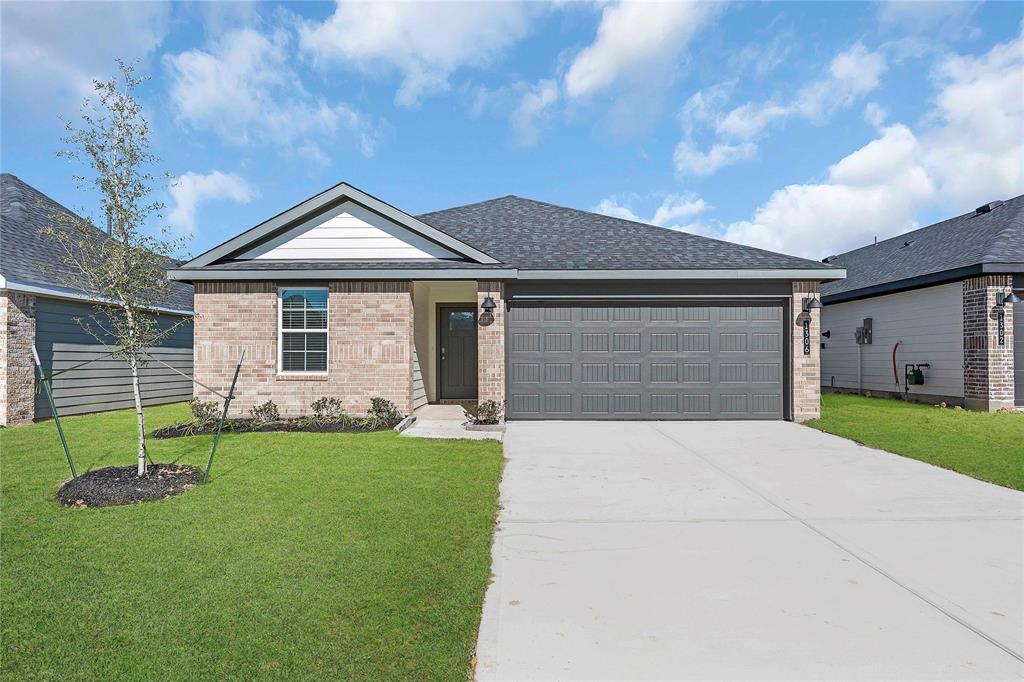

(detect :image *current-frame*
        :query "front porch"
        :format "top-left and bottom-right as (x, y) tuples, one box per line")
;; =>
(411, 280), (505, 409)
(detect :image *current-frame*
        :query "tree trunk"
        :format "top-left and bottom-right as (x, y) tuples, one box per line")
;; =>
(128, 354), (147, 476)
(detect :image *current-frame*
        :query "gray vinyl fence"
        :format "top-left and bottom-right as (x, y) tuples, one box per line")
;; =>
(34, 297), (193, 419)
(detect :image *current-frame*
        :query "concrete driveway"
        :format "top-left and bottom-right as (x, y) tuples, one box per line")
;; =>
(475, 421), (1024, 680)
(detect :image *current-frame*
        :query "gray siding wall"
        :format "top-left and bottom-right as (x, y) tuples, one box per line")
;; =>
(820, 283), (964, 400)
(34, 297), (193, 418)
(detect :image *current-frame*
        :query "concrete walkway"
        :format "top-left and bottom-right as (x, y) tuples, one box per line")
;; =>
(476, 421), (1024, 680)
(400, 404), (502, 441)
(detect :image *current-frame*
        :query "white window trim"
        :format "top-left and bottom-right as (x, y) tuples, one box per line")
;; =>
(278, 286), (329, 375)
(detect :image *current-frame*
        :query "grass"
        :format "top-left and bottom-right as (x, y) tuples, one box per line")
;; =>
(1, 402), (504, 680)
(806, 393), (1024, 491)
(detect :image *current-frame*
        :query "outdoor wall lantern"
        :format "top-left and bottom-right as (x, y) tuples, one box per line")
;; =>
(481, 295), (497, 312)
(997, 290), (1022, 307)
(802, 296), (823, 312)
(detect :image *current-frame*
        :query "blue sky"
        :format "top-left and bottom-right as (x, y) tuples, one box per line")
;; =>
(2, 1), (1022, 261)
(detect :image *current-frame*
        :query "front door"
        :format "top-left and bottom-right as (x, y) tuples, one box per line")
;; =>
(439, 306), (478, 400)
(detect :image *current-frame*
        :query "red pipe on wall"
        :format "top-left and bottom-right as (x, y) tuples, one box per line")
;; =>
(892, 341), (902, 388)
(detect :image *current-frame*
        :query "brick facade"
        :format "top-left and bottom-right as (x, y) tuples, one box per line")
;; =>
(477, 281), (506, 405)
(0, 291), (37, 426)
(193, 281), (414, 418)
(791, 281), (822, 422)
(962, 275), (1015, 411)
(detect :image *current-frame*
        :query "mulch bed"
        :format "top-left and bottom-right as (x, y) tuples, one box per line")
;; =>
(152, 419), (397, 439)
(57, 464), (201, 508)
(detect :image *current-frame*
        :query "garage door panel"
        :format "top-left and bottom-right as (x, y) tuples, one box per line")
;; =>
(507, 302), (785, 420)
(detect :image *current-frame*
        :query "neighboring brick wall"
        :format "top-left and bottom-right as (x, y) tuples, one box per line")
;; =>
(0, 291), (37, 426)
(791, 281), (822, 422)
(477, 281), (505, 405)
(193, 281), (414, 418)
(962, 275), (1015, 411)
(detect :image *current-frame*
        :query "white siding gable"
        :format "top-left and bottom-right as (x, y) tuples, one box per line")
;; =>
(237, 201), (459, 261)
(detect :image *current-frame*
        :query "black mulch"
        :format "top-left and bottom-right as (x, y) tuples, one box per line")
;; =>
(57, 464), (202, 508)
(152, 419), (397, 439)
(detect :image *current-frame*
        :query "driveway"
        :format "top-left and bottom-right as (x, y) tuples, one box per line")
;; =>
(475, 421), (1024, 680)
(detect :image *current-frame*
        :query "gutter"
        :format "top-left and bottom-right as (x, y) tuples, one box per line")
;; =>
(0, 275), (194, 316)
(167, 267), (845, 283)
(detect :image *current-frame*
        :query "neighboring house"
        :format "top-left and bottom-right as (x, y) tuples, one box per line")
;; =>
(0, 173), (194, 426)
(820, 196), (1024, 411)
(169, 182), (843, 423)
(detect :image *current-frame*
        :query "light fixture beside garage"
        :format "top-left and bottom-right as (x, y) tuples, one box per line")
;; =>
(481, 294), (497, 312)
(997, 290), (1022, 306)
(802, 296), (823, 312)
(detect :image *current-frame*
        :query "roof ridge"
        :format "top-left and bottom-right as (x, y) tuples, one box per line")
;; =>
(981, 198), (1024, 263)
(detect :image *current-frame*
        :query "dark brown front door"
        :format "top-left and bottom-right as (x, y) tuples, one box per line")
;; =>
(439, 306), (478, 400)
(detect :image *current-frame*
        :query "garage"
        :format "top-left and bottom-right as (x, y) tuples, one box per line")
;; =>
(506, 301), (787, 420)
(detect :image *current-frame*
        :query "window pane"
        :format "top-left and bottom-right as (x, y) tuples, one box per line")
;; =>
(282, 310), (305, 330)
(449, 311), (476, 330)
(282, 352), (306, 372)
(306, 351), (327, 372)
(305, 309), (327, 330)
(282, 333), (306, 351)
(305, 332), (327, 352)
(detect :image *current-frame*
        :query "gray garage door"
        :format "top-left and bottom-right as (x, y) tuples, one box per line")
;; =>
(507, 302), (785, 420)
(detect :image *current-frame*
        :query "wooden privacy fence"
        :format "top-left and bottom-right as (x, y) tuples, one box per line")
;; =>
(44, 343), (194, 417)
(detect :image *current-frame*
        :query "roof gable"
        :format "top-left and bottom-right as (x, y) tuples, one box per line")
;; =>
(236, 200), (460, 261)
(183, 182), (499, 268)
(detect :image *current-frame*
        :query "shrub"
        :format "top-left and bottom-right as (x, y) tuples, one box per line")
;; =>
(367, 397), (403, 427)
(464, 400), (503, 425)
(250, 400), (280, 424)
(310, 397), (347, 424)
(190, 398), (219, 425)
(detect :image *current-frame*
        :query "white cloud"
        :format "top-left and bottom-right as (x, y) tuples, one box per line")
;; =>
(921, 29), (1024, 208)
(165, 28), (382, 157)
(877, 1), (978, 33)
(723, 125), (935, 258)
(720, 29), (1024, 260)
(1, 1), (169, 107)
(564, 1), (715, 99)
(715, 102), (788, 140)
(299, 2), (533, 107)
(509, 80), (559, 147)
(674, 140), (756, 176)
(794, 43), (888, 120)
(678, 43), (887, 175)
(595, 192), (711, 235)
(168, 171), (257, 235)
(864, 102), (888, 127)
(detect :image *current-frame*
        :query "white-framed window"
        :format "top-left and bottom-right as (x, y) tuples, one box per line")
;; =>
(278, 287), (328, 374)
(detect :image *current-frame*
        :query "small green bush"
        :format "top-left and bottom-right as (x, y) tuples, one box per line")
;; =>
(250, 400), (281, 424)
(367, 397), (403, 427)
(464, 400), (503, 425)
(189, 398), (219, 425)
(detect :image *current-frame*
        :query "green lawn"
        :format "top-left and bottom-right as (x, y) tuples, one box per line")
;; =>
(1, 403), (503, 680)
(806, 393), (1024, 491)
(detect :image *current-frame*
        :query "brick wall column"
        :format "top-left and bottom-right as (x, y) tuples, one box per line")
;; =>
(963, 275), (1015, 411)
(477, 281), (506, 405)
(791, 281), (821, 422)
(0, 291), (37, 426)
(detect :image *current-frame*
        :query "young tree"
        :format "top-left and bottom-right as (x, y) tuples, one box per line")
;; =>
(42, 61), (188, 476)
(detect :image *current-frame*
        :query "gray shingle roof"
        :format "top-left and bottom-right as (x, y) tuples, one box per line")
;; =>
(418, 196), (839, 271)
(1, 173), (193, 311)
(821, 194), (1024, 301)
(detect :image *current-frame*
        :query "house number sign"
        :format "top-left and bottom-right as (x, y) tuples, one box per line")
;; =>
(997, 310), (1005, 346)
(802, 319), (811, 355)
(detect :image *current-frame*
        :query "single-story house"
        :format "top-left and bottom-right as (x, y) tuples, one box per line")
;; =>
(168, 182), (844, 422)
(0, 173), (194, 426)
(820, 195), (1023, 411)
